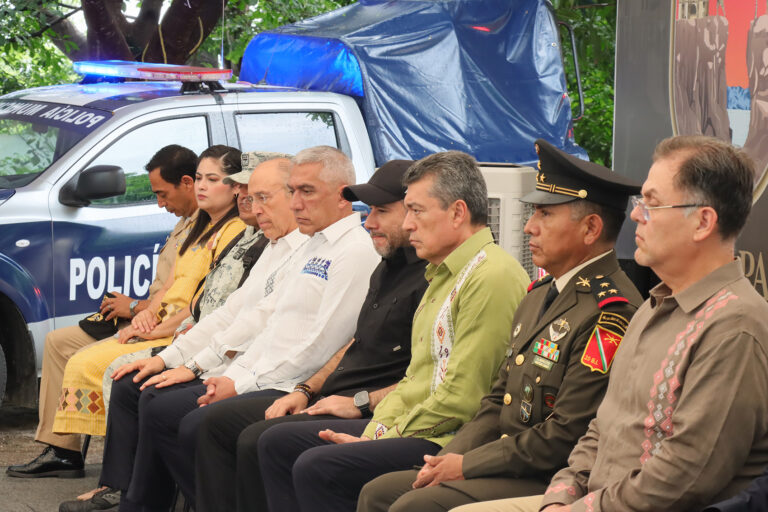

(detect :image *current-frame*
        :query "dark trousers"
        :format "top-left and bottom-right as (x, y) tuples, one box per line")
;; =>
(187, 389), (298, 512)
(258, 419), (441, 512)
(99, 371), (205, 512)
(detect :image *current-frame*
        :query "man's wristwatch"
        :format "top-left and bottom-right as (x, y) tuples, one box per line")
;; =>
(353, 390), (371, 417)
(184, 361), (204, 379)
(129, 300), (139, 317)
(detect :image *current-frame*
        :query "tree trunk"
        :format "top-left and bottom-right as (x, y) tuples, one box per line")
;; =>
(142, 0), (226, 63)
(82, 0), (133, 60)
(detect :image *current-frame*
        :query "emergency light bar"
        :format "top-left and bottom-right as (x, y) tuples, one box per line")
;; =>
(73, 60), (232, 82)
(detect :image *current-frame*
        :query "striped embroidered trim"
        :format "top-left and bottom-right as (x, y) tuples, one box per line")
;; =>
(57, 387), (105, 415)
(640, 289), (738, 465)
(430, 250), (487, 392)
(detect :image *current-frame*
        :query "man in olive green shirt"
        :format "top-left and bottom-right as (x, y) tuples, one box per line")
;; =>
(257, 151), (530, 512)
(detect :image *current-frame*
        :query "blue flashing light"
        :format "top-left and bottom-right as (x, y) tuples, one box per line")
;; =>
(240, 34), (364, 97)
(74, 60), (165, 79)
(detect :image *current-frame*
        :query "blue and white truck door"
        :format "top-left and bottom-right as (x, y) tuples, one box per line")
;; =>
(45, 110), (214, 357)
(0, 186), (56, 360)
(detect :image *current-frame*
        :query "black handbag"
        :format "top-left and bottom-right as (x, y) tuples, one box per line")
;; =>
(78, 292), (119, 339)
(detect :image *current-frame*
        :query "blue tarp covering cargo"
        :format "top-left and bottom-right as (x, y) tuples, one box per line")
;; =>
(240, 0), (585, 166)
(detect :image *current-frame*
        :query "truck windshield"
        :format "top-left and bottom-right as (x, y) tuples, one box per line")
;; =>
(0, 117), (85, 189)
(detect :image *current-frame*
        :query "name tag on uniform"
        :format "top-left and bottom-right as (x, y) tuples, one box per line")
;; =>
(533, 355), (554, 371)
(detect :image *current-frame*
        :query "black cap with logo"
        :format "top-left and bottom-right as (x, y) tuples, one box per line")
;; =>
(521, 139), (640, 210)
(343, 159), (414, 206)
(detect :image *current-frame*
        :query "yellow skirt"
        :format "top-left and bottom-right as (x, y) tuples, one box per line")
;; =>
(52, 336), (172, 437)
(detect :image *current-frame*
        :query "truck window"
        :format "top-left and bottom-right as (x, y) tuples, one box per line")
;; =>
(0, 119), (84, 189)
(234, 112), (338, 154)
(89, 116), (209, 206)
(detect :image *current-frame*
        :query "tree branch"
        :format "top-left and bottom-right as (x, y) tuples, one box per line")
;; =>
(82, 0), (133, 60)
(29, 5), (81, 38)
(36, 6), (88, 61)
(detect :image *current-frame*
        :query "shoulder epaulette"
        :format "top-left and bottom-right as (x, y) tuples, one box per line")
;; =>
(589, 274), (630, 309)
(527, 274), (553, 293)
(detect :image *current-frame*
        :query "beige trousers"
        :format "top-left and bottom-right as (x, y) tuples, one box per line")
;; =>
(34, 325), (97, 451)
(450, 495), (544, 512)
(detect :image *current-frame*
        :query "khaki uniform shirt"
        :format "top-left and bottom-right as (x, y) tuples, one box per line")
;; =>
(148, 212), (196, 299)
(439, 251), (642, 500)
(542, 260), (768, 512)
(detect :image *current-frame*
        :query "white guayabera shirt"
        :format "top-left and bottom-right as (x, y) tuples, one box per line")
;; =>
(158, 228), (308, 373)
(163, 213), (381, 394)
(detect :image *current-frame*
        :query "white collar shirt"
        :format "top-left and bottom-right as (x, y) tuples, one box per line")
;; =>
(220, 212), (381, 394)
(158, 228), (308, 370)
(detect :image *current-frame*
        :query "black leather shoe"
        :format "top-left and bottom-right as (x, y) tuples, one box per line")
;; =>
(59, 487), (121, 511)
(6, 445), (85, 478)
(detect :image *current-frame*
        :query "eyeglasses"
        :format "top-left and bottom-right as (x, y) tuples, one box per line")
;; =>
(630, 195), (706, 222)
(239, 189), (284, 210)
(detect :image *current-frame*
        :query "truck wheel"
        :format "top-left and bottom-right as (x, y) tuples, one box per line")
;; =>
(0, 343), (6, 407)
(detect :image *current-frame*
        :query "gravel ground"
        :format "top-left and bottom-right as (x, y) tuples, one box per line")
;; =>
(0, 406), (105, 512)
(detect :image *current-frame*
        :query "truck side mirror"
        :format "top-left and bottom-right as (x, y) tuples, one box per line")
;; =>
(59, 165), (126, 207)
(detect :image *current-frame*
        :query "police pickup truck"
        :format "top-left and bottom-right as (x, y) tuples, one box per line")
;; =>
(0, 0), (581, 407)
(0, 62), (378, 407)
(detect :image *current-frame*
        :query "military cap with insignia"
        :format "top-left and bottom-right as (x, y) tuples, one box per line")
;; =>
(223, 151), (294, 185)
(521, 139), (640, 210)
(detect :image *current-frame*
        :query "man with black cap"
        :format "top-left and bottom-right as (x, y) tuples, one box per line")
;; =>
(190, 159), (429, 512)
(257, 150), (530, 512)
(356, 139), (644, 512)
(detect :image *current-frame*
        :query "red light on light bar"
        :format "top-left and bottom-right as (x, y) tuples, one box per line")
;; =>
(73, 60), (232, 82)
(471, 26), (491, 32)
(136, 65), (232, 82)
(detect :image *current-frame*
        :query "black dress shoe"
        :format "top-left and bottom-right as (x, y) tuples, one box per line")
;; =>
(59, 487), (121, 511)
(6, 445), (85, 478)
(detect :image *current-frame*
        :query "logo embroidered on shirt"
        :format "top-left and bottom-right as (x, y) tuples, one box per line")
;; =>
(301, 257), (332, 280)
(374, 423), (388, 439)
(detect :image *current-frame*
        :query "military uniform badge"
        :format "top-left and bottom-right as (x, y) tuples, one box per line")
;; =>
(549, 318), (570, 342)
(533, 339), (560, 362)
(581, 276), (631, 373)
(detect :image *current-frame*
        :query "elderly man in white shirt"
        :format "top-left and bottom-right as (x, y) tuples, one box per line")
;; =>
(62, 147), (380, 512)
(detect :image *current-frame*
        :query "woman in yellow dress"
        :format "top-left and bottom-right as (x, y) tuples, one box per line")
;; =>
(52, 145), (246, 438)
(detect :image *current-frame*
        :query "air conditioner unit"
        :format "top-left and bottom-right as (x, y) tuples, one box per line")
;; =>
(479, 163), (540, 281)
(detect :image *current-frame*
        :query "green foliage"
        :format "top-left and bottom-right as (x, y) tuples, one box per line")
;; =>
(554, 1), (617, 167)
(0, 0), (620, 170)
(0, 119), (57, 177)
(0, 1), (77, 95)
(0, 41), (77, 96)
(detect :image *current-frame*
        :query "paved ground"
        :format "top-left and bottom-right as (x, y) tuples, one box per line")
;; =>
(0, 406), (104, 512)
(0, 406), (188, 512)
(2, 399), (201, 512)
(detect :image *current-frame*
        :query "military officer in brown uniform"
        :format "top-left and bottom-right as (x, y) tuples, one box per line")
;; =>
(464, 136), (768, 512)
(356, 139), (644, 512)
